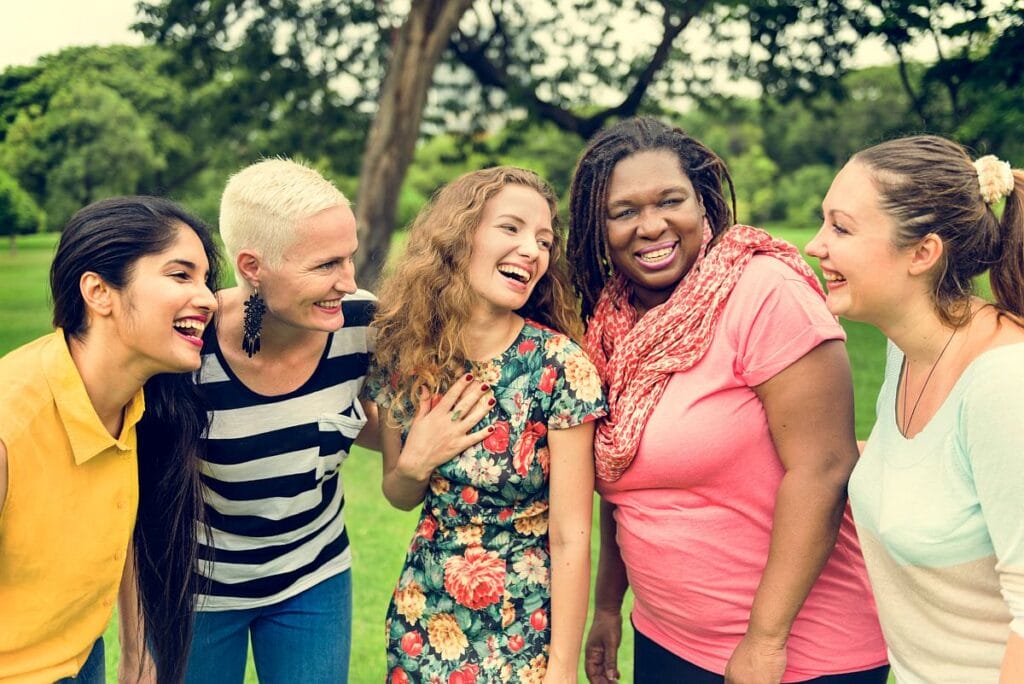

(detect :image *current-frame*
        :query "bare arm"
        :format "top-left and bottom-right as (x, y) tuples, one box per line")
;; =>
(355, 398), (381, 451)
(584, 498), (629, 684)
(543, 421), (595, 684)
(0, 440), (7, 517)
(725, 340), (858, 684)
(380, 376), (494, 510)
(117, 544), (156, 683)
(1001, 632), (1024, 683)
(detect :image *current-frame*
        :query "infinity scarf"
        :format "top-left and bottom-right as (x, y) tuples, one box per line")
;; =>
(585, 223), (825, 482)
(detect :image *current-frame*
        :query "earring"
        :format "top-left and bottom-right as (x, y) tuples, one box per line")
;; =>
(242, 288), (266, 357)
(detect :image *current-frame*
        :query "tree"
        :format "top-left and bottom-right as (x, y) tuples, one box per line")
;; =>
(0, 81), (166, 230)
(136, 0), (1023, 283)
(0, 169), (43, 253)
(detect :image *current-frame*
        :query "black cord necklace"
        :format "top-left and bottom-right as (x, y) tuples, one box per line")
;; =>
(900, 327), (957, 436)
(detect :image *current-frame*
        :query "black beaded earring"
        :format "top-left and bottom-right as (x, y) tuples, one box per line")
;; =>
(242, 288), (266, 357)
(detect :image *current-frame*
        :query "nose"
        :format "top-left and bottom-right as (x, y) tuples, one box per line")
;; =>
(516, 234), (540, 261)
(197, 283), (218, 313)
(637, 207), (667, 239)
(335, 260), (358, 295)
(805, 225), (827, 259)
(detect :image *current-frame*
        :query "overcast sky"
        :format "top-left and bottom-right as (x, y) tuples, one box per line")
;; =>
(0, 0), (926, 74)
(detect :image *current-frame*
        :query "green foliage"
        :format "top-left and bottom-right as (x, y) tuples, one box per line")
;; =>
(0, 170), (44, 243)
(773, 165), (836, 227)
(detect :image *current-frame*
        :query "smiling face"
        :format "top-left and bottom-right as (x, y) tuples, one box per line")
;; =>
(114, 222), (218, 375)
(604, 149), (706, 311)
(806, 160), (914, 326)
(466, 184), (554, 318)
(258, 204), (359, 332)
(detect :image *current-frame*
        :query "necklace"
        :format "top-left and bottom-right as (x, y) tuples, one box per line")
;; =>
(900, 328), (957, 436)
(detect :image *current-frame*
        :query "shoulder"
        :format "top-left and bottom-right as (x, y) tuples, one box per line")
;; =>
(522, 320), (587, 361)
(341, 289), (377, 328)
(0, 335), (60, 447)
(961, 342), (1024, 403)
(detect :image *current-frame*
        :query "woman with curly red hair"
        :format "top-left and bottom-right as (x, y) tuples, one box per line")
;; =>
(366, 166), (606, 683)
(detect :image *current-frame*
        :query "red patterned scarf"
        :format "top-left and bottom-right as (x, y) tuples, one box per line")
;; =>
(585, 223), (825, 482)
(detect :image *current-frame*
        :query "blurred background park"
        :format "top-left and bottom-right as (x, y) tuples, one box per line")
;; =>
(0, 0), (1020, 681)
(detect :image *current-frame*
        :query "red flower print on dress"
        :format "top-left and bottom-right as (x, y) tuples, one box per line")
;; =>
(537, 446), (550, 478)
(448, 663), (480, 684)
(537, 365), (557, 394)
(389, 667), (411, 684)
(482, 420), (510, 453)
(498, 507), (513, 522)
(416, 515), (438, 541)
(518, 339), (537, 354)
(400, 631), (424, 657)
(513, 421), (547, 476)
(530, 608), (547, 631)
(443, 544), (505, 610)
(508, 634), (525, 652)
(461, 486), (479, 504)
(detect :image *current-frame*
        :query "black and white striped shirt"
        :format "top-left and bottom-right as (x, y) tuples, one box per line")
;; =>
(194, 290), (374, 610)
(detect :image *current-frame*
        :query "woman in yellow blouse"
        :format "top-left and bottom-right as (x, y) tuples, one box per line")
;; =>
(0, 196), (219, 683)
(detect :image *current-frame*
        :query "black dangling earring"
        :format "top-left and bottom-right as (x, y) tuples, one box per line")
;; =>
(242, 288), (266, 357)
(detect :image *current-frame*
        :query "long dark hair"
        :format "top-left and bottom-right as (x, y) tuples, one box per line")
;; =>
(568, 116), (737, 321)
(52, 197), (220, 682)
(853, 135), (1024, 324)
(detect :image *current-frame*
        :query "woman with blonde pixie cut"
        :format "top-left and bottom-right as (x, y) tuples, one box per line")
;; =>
(367, 167), (606, 683)
(185, 158), (379, 684)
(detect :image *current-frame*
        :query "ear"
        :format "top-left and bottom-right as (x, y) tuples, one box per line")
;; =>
(79, 272), (115, 318)
(907, 233), (944, 276)
(236, 250), (262, 289)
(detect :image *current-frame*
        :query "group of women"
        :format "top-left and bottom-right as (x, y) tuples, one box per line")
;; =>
(0, 116), (1021, 684)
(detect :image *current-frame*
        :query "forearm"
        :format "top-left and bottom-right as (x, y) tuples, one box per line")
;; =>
(381, 465), (431, 510)
(117, 548), (155, 681)
(1001, 631), (1024, 683)
(747, 468), (847, 643)
(546, 533), (591, 679)
(594, 499), (629, 612)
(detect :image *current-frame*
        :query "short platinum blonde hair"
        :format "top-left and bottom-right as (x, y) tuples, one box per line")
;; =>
(219, 158), (350, 284)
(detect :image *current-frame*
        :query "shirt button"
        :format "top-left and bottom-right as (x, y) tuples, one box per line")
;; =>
(103, 598), (113, 607)
(117, 500), (126, 510)
(114, 550), (123, 561)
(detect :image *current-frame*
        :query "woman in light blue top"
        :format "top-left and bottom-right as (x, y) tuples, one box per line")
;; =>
(806, 135), (1024, 683)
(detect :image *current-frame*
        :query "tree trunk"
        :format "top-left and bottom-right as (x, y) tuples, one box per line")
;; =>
(354, 0), (474, 288)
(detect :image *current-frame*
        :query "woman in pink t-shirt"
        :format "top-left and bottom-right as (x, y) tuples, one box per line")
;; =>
(567, 117), (888, 683)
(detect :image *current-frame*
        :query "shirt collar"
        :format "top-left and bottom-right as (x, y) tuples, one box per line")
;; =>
(42, 329), (147, 465)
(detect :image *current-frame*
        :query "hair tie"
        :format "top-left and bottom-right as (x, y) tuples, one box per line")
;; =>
(974, 155), (1014, 204)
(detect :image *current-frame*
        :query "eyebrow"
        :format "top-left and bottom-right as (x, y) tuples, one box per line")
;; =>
(165, 258), (199, 270)
(826, 208), (857, 224)
(495, 214), (526, 224)
(608, 186), (688, 207)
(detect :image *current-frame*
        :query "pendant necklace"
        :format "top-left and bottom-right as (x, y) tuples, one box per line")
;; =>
(900, 327), (957, 436)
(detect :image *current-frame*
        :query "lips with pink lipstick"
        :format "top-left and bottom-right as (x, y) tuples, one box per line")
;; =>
(173, 315), (209, 348)
(315, 297), (343, 314)
(635, 241), (678, 271)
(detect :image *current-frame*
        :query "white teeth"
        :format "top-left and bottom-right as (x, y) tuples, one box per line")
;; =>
(639, 246), (673, 262)
(316, 299), (341, 308)
(173, 319), (206, 336)
(824, 273), (846, 282)
(497, 265), (531, 283)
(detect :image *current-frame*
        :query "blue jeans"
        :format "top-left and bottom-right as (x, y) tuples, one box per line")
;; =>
(185, 570), (352, 684)
(56, 638), (104, 684)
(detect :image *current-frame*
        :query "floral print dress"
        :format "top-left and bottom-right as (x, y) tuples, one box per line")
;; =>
(366, 321), (606, 684)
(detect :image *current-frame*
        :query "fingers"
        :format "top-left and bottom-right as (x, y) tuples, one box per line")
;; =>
(450, 381), (494, 426)
(434, 372), (478, 413)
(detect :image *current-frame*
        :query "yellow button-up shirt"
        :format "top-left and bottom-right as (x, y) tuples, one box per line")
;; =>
(0, 331), (144, 683)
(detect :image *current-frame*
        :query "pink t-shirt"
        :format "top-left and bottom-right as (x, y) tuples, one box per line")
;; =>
(597, 256), (887, 680)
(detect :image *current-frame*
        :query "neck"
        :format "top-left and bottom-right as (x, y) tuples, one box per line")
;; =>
(67, 331), (145, 438)
(876, 295), (961, 364)
(465, 308), (523, 362)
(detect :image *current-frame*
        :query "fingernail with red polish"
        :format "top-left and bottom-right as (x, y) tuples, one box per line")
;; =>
(487, 425), (495, 432)
(488, 398), (496, 406)
(465, 373), (474, 381)
(480, 384), (489, 391)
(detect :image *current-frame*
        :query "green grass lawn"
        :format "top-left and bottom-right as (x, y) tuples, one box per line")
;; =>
(2, 227), (890, 682)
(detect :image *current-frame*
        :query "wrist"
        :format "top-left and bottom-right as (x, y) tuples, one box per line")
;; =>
(743, 623), (790, 649)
